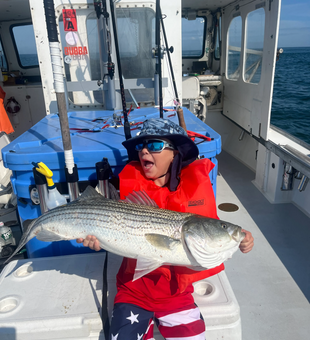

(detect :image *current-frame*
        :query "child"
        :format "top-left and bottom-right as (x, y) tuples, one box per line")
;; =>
(77, 118), (254, 340)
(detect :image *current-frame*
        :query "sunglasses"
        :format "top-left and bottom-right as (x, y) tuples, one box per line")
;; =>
(135, 139), (175, 152)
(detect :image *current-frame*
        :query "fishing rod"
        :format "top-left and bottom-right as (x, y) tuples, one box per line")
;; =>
(108, 0), (131, 140)
(94, 0), (116, 109)
(155, 0), (164, 118)
(159, 6), (187, 131)
(43, 0), (79, 201)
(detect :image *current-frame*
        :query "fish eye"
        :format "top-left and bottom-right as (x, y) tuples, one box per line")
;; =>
(222, 223), (227, 229)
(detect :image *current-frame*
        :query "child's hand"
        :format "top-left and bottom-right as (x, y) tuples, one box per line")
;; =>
(76, 235), (101, 251)
(239, 229), (254, 253)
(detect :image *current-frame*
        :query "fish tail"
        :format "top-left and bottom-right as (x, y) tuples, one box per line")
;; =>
(3, 219), (36, 265)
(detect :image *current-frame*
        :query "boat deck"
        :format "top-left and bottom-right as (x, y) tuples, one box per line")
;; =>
(216, 151), (310, 340)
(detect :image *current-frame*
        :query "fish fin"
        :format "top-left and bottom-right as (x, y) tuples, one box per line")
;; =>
(145, 233), (181, 250)
(123, 190), (158, 207)
(78, 185), (105, 201)
(22, 219), (35, 233)
(3, 219), (36, 265)
(133, 257), (162, 281)
(36, 230), (68, 242)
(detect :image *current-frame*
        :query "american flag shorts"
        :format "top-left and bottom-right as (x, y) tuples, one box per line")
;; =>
(109, 302), (206, 340)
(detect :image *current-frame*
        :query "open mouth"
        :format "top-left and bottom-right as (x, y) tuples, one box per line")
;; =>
(143, 160), (154, 170)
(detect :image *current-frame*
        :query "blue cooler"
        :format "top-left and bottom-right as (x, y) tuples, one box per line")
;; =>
(1, 107), (221, 259)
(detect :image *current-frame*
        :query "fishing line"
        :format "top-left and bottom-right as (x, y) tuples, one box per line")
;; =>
(106, 0), (131, 140)
(163, 53), (177, 107)
(157, 46), (180, 108)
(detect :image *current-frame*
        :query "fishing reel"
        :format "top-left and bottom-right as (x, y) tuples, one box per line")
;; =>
(94, 0), (109, 19)
(152, 46), (166, 59)
(107, 61), (115, 79)
(97, 61), (115, 86)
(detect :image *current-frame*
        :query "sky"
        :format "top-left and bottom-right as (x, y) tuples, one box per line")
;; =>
(278, 0), (310, 47)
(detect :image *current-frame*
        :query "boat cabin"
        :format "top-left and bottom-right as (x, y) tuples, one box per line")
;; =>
(1, 1), (310, 340)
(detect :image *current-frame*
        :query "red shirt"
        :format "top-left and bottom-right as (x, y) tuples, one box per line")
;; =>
(114, 158), (224, 312)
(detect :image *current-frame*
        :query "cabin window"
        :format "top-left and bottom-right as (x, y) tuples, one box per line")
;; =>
(86, 13), (101, 82)
(227, 15), (242, 80)
(86, 7), (155, 81)
(182, 17), (206, 58)
(116, 7), (155, 79)
(116, 7), (156, 105)
(244, 8), (265, 84)
(214, 16), (221, 60)
(0, 38), (8, 71)
(11, 24), (39, 68)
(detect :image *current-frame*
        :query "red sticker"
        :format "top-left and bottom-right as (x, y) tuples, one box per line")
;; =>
(62, 9), (77, 31)
(64, 46), (88, 55)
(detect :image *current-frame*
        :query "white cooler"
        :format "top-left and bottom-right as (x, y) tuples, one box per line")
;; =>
(0, 253), (241, 340)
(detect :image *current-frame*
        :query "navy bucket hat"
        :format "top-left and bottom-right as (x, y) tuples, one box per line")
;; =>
(122, 119), (199, 191)
(122, 118), (199, 163)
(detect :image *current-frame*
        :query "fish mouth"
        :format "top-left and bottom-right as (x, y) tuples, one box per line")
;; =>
(232, 228), (245, 242)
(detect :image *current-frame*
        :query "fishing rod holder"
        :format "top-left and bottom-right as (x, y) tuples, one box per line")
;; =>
(32, 165), (48, 213)
(96, 158), (112, 198)
(281, 162), (309, 192)
(281, 162), (294, 191)
(65, 164), (80, 201)
(298, 175), (309, 192)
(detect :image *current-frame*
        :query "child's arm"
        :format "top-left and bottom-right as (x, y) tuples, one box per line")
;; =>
(239, 229), (254, 253)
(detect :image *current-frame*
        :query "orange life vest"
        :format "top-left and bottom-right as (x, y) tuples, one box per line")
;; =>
(119, 158), (219, 217)
(114, 158), (224, 312)
(0, 86), (14, 135)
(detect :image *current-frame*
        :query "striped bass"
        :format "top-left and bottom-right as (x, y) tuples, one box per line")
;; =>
(5, 186), (245, 278)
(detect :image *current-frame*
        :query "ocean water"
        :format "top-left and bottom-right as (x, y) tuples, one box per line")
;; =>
(271, 47), (310, 145)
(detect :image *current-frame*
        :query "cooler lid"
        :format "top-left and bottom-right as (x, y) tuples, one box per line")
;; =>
(0, 253), (105, 339)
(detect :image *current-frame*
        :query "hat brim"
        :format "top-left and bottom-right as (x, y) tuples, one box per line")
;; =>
(122, 133), (199, 162)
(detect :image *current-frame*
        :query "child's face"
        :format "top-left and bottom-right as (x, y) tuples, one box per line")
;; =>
(138, 139), (175, 181)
